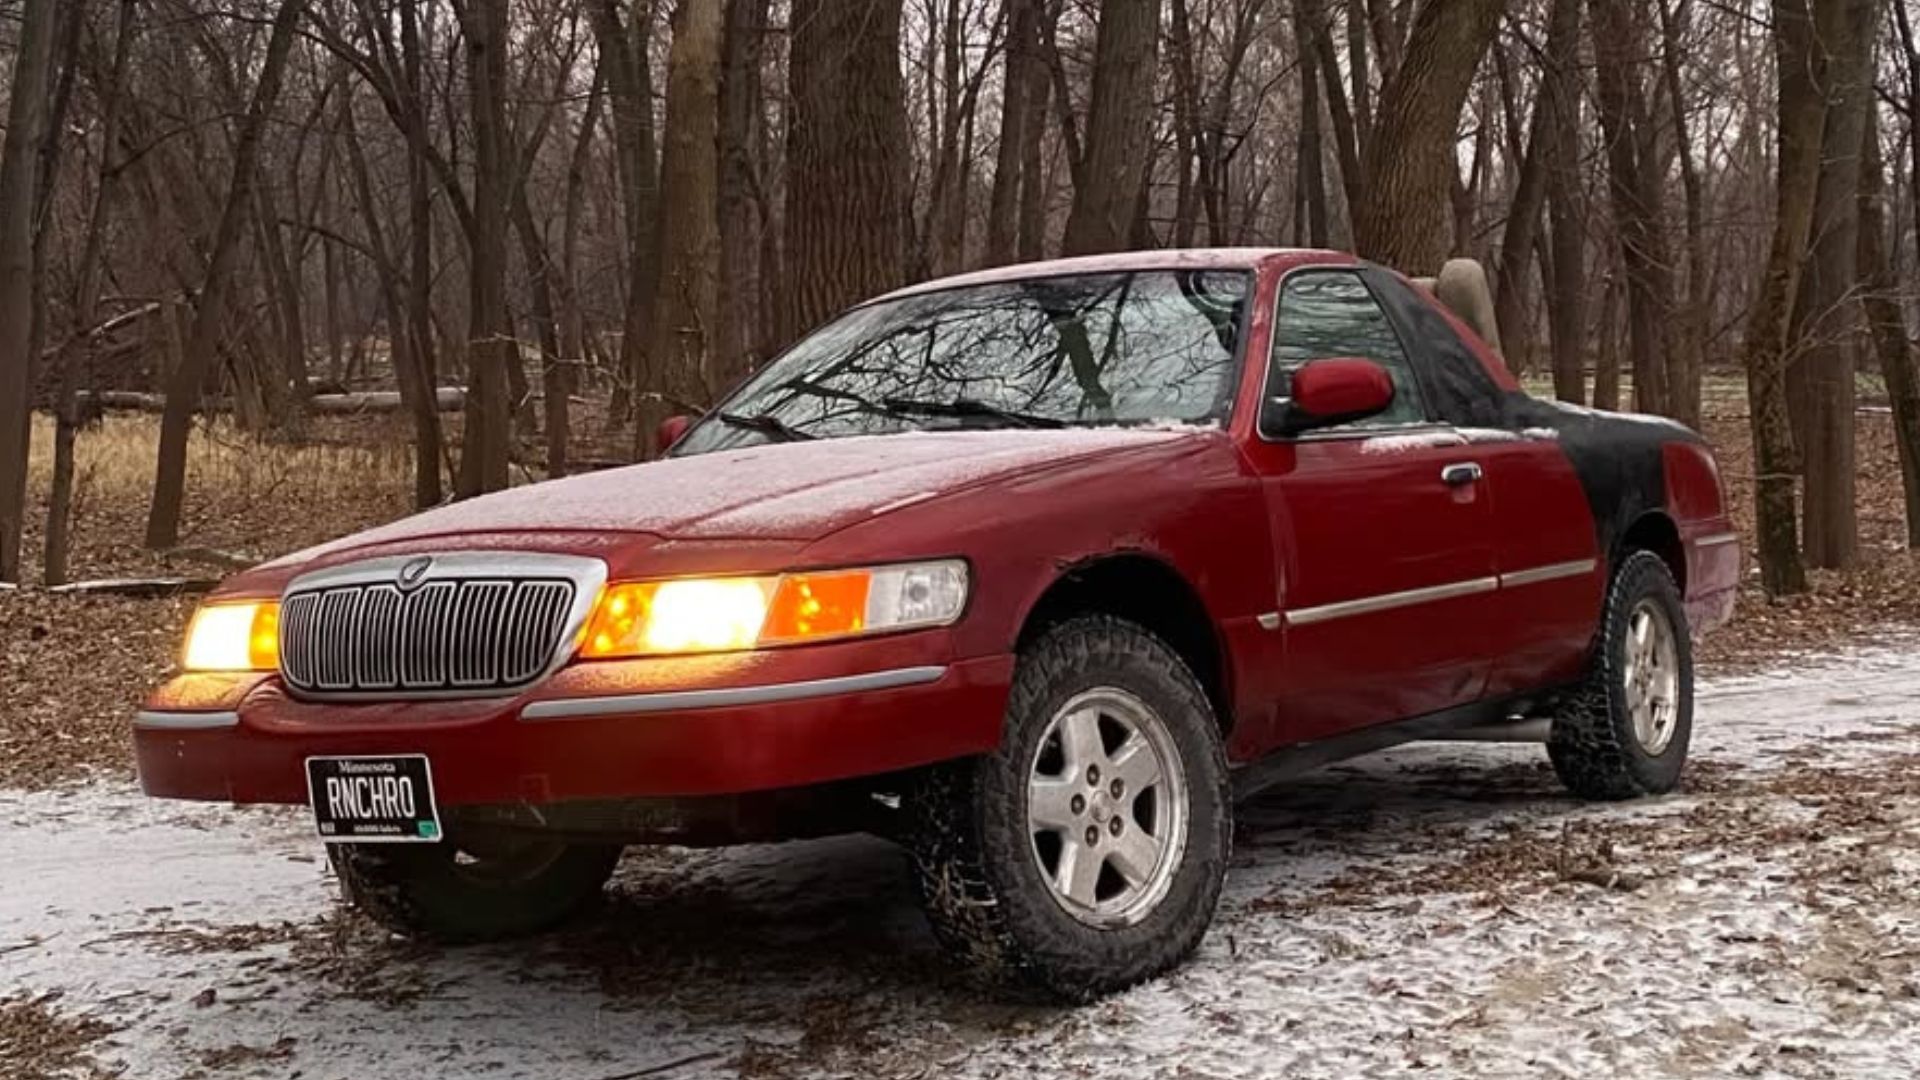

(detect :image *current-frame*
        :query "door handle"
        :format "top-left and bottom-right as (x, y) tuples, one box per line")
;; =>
(1441, 462), (1484, 487)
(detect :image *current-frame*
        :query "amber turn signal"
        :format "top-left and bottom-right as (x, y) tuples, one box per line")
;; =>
(578, 561), (968, 659)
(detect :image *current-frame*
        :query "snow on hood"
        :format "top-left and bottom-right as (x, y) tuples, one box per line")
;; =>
(266, 428), (1196, 565)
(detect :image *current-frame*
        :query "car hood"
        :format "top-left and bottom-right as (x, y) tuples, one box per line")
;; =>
(262, 428), (1207, 567)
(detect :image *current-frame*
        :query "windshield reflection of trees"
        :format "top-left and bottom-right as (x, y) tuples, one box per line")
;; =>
(685, 270), (1248, 450)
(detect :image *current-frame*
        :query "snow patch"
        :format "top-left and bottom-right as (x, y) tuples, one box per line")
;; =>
(1359, 430), (1467, 455)
(11, 639), (1920, 1077)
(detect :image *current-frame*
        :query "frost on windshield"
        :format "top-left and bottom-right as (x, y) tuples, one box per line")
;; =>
(674, 269), (1249, 454)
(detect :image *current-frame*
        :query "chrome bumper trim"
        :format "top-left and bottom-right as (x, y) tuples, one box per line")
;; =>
(135, 710), (241, 730)
(1694, 531), (1741, 549)
(519, 665), (949, 721)
(1498, 558), (1598, 588)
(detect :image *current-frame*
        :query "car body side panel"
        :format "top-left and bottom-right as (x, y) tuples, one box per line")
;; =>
(1474, 438), (1605, 696)
(1243, 433), (1498, 744)
(802, 433), (1281, 763)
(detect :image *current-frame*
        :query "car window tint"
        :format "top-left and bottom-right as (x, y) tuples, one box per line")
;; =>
(1268, 272), (1428, 429)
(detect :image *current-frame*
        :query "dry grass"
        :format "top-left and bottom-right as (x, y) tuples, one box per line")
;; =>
(22, 413), (418, 582)
(4, 415), (422, 788)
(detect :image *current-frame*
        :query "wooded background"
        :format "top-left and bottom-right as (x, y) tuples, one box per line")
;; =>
(0, 0), (1916, 599)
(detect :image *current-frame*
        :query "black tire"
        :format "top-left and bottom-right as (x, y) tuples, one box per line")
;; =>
(329, 836), (622, 943)
(1548, 549), (1694, 800)
(907, 616), (1232, 1002)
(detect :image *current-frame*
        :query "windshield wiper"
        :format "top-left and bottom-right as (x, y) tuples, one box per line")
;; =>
(881, 397), (1065, 429)
(715, 411), (817, 442)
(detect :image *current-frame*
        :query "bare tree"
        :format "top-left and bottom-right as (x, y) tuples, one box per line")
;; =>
(1859, 103), (1920, 547)
(1782, 0), (1872, 569)
(145, 0), (309, 550)
(1060, 0), (1161, 256)
(780, 0), (912, 343)
(1351, 0), (1506, 272)
(45, 0), (138, 585)
(0, 0), (62, 582)
(644, 0), (725, 438)
(1739, 0), (1825, 597)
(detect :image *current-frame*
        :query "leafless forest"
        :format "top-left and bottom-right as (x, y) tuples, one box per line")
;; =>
(1, 0), (1918, 601)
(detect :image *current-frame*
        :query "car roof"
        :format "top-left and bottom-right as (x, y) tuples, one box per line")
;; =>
(868, 247), (1344, 304)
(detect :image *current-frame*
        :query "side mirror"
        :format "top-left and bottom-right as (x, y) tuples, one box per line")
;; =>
(1271, 358), (1395, 435)
(656, 414), (694, 455)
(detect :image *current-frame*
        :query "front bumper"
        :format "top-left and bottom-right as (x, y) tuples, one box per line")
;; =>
(136, 635), (1014, 807)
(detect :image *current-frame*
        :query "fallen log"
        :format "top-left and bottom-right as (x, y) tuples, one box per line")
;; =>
(47, 577), (220, 597)
(78, 387), (467, 415)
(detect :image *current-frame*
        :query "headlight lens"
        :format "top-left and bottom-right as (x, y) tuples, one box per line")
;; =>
(181, 601), (280, 672)
(580, 559), (968, 659)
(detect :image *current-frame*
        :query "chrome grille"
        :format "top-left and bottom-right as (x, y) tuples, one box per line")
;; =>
(281, 576), (579, 696)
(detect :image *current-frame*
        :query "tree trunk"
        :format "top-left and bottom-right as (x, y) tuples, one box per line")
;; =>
(1740, 0), (1824, 597)
(1493, 0), (1581, 367)
(46, 0), (137, 585)
(401, 0), (444, 506)
(644, 0), (724, 444)
(987, 0), (1039, 266)
(145, 0), (307, 550)
(1594, 270), (1623, 411)
(1015, 4), (1052, 262)
(780, 0), (911, 344)
(1542, 0), (1588, 405)
(0, 0), (59, 582)
(1059, 0), (1162, 256)
(339, 92), (440, 511)
(589, 0), (660, 427)
(717, 0), (769, 381)
(1590, 0), (1675, 417)
(454, 0), (515, 497)
(1294, 1), (1329, 249)
(552, 68), (606, 479)
(1351, 0), (1506, 273)
(1784, 0), (1872, 569)
(1859, 105), (1920, 547)
(1656, 0), (1706, 429)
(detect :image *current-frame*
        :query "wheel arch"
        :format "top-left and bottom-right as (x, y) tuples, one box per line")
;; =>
(1616, 510), (1686, 596)
(1014, 553), (1235, 734)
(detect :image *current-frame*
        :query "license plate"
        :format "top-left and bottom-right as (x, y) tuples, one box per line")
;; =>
(305, 755), (443, 843)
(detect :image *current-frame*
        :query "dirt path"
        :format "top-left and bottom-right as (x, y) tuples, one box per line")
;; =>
(6, 644), (1920, 1079)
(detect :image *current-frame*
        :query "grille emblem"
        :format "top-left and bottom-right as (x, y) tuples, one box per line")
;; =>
(397, 556), (434, 591)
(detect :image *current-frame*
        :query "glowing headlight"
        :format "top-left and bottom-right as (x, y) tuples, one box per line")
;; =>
(181, 601), (280, 672)
(580, 560), (968, 658)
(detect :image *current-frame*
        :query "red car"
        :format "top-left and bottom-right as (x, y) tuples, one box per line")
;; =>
(138, 249), (1737, 1000)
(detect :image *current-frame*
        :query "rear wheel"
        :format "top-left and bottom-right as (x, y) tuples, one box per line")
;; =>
(329, 835), (621, 942)
(908, 616), (1231, 1001)
(1548, 550), (1693, 800)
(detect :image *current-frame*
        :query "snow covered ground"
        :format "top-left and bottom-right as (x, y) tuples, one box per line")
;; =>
(8, 645), (1920, 1079)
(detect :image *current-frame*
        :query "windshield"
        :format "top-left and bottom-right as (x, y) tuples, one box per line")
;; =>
(673, 269), (1250, 455)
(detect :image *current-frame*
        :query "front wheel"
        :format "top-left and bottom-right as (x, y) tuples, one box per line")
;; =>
(908, 616), (1232, 1001)
(1548, 550), (1694, 800)
(329, 835), (622, 943)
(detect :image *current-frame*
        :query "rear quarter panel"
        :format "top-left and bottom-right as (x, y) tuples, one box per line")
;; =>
(1664, 440), (1739, 632)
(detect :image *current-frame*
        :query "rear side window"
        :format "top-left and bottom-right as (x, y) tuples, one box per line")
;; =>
(1267, 271), (1428, 430)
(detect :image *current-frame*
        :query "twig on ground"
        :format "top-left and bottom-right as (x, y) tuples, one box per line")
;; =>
(587, 1049), (727, 1080)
